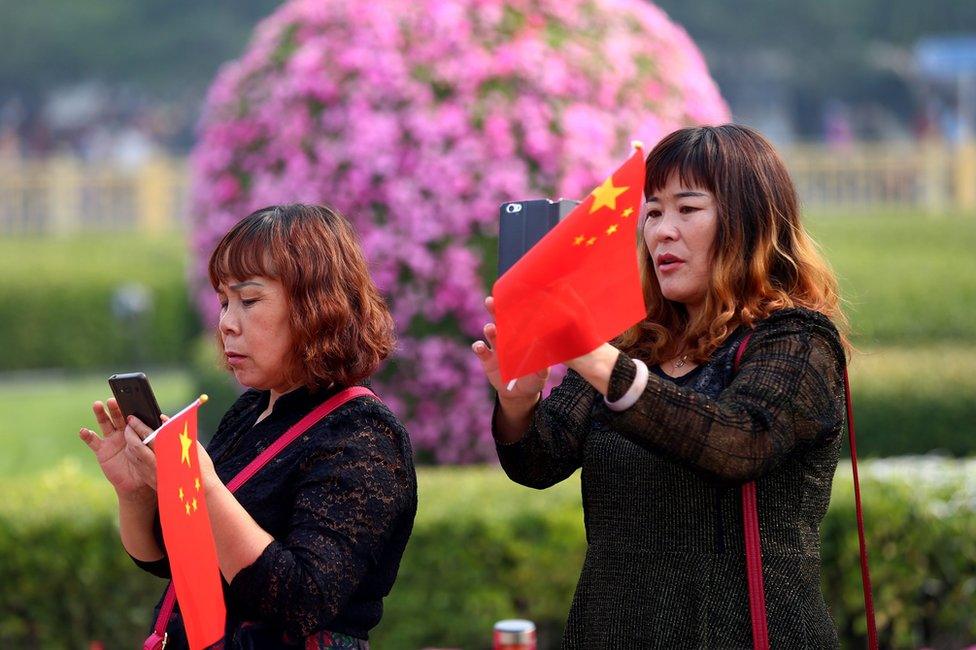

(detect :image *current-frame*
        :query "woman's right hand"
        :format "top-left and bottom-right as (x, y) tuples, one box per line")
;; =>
(471, 296), (550, 402)
(79, 398), (155, 498)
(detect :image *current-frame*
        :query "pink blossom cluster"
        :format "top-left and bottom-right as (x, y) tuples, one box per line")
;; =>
(189, 0), (729, 463)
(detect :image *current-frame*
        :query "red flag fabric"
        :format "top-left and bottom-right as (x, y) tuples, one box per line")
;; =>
(154, 397), (226, 649)
(493, 148), (647, 382)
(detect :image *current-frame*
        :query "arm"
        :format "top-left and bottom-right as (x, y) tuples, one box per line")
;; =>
(493, 368), (598, 489)
(601, 325), (845, 483)
(225, 412), (411, 639)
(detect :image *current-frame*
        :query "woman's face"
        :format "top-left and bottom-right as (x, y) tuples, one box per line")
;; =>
(217, 275), (295, 394)
(642, 175), (718, 315)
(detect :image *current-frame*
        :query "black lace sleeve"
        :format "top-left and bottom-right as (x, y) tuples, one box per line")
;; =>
(604, 313), (845, 484)
(493, 369), (598, 489)
(224, 405), (413, 639)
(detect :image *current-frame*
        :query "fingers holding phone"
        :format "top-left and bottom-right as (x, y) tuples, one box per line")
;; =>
(123, 414), (162, 490)
(80, 373), (166, 496)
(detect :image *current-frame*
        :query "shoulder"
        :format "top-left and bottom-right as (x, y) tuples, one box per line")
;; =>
(745, 307), (846, 371)
(309, 392), (414, 461)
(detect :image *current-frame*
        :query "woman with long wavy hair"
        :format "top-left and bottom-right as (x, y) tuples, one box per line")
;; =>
(473, 125), (849, 648)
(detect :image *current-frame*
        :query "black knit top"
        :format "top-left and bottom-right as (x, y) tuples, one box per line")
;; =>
(495, 308), (845, 649)
(133, 384), (417, 648)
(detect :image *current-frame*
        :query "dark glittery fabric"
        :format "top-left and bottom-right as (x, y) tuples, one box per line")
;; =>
(494, 308), (844, 649)
(132, 384), (417, 648)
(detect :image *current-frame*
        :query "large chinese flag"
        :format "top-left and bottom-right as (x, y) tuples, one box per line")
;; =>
(493, 148), (647, 382)
(155, 397), (226, 649)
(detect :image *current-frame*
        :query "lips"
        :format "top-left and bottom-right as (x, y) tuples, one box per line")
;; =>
(225, 351), (247, 366)
(656, 253), (685, 271)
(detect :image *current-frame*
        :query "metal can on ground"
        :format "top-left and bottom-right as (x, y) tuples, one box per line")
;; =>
(493, 619), (536, 650)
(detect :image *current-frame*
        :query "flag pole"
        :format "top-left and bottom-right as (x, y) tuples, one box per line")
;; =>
(142, 394), (209, 446)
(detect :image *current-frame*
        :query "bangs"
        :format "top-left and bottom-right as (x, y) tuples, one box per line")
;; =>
(644, 128), (718, 198)
(208, 208), (281, 289)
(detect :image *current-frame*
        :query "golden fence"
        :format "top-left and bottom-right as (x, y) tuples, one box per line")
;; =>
(1, 142), (974, 237)
(0, 156), (188, 237)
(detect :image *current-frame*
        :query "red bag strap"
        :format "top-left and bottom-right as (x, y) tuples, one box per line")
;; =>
(735, 334), (770, 650)
(843, 367), (878, 649)
(145, 386), (377, 649)
(735, 332), (878, 650)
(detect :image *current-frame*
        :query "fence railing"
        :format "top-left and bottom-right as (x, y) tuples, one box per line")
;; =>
(0, 156), (188, 237)
(1, 142), (974, 237)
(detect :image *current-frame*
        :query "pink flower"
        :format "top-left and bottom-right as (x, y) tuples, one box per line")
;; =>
(190, 0), (729, 463)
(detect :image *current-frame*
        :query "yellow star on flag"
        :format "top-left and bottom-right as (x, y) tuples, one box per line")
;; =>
(178, 487), (184, 501)
(622, 207), (634, 218)
(589, 177), (628, 214)
(185, 502), (192, 515)
(192, 498), (198, 512)
(586, 237), (597, 246)
(573, 235), (585, 246)
(179, 424), (192, 467)
(606, 224), (619, 235)
(195, 477), (201, 491)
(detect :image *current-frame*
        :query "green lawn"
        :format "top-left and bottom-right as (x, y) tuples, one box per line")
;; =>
(0, 369), (194, 478)
(807, 212), (976, 344)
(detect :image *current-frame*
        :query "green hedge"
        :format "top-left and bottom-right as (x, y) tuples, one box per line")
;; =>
(2, 461), (974, 649)
(0, 235), (197, 371)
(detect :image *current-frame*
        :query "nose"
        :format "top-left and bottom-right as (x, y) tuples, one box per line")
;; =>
(218, 304), (240, 338)
(645, 209), (680, 246)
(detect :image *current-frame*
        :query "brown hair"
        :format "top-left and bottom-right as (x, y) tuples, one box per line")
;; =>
(208, 204), (396, 389)
(617, 124), (850, 363)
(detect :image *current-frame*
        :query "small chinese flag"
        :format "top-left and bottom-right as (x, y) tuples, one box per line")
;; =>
(493, 146), (647, 382)
(154, 396), (226, 649)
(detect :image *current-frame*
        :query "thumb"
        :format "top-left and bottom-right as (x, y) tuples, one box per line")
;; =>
(79, 427), (102, 452)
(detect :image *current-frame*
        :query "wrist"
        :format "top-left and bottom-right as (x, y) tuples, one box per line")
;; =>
(497, 391), (541, 412)
(116, 485), (156, 507)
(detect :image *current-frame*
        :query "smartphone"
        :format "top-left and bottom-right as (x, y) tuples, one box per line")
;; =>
(498, 198), (579, 276)
(108, 372), (163, 430)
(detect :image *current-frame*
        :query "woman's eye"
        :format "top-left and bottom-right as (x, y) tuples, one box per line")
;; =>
(645, 210), (662, 219)
(218, 302), (228, 311)
(679, 205), (699, 214)
(241, 299), (258, 307)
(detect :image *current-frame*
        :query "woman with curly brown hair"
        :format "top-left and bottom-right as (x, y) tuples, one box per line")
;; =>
(80, 204), (416, 649)
(473, 125), (850, 648)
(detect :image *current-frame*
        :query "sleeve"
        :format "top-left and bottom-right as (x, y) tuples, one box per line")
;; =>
(493, 368), (598, 489)
(225, 410), (410, 639)
(604, 321), (845, 484)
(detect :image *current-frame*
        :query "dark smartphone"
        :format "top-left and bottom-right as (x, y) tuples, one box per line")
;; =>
(108, 372), (163, 430)
(498, 198), (579, 276)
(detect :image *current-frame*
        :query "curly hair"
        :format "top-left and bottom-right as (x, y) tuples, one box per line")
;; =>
(208, 204), (396, 389)
(617, 124), (850, 364)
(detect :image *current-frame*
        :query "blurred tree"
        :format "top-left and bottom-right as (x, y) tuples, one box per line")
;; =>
(0, 0), (282, 99)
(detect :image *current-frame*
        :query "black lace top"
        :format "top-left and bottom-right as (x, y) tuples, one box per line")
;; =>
(133, 384), (417, 647)
(495, 308), (845, 648)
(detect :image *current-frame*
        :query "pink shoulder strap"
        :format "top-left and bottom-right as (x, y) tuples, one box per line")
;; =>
(144, 386), (377, 650)
(736, 334), (877, 650)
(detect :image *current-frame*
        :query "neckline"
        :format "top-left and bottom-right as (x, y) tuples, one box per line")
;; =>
(651, 362), (705, 384)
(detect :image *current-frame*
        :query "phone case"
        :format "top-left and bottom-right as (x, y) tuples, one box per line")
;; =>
(108, 372), (163, 430)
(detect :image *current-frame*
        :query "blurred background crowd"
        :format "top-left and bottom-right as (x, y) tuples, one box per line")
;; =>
(0, 1), (974, 648)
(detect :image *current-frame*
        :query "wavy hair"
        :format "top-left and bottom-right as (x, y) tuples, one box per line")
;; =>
(208, 204), (396, 389)
(617, 124), (850, 363)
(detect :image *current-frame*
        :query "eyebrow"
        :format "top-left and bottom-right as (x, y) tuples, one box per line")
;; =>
(646, 191), (709, 202)
(227, 280), (264, 291)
